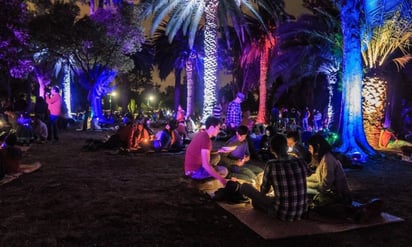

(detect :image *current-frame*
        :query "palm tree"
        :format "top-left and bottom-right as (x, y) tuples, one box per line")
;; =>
(141, 0), (279, 121)
(337, 0), (376, 155)
(241, 16), (276, 124)
(361, 2), (412, 148)
(152, 25), (204, 115)
(269, 1), (342, 129)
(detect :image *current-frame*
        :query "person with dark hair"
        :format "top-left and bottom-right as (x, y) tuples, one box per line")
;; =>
(220, 125), (263, 186)
(306, 135), (383, 221)
(286, 131), (311, 164)
(225, 92), (245, 136)
(105, 121), (137, 150)
(34, 96), (49, 123)
(132, 122), (151, 150)
(256, 126), (275, 162)
(14, 94), (28, 113)
(225, 134), (309, 221)
(184, 116), (228, 186)
(306, 134), (351, 202)
(158, 121), (183, 152)
(32, 115), (48, 143)
(0, 133), (41, 175)
(46, 86), (62, 142)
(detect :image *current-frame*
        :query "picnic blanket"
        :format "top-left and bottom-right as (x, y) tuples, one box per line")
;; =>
(217, 202), (404, 240)
(0, 162), (42, 185)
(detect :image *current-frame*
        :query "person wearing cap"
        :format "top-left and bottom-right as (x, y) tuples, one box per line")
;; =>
(225, 92), (244, 136)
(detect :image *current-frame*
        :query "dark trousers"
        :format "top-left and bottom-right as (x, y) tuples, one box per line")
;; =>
(47, 115), (59, 141)
(240, 183), (275, 214)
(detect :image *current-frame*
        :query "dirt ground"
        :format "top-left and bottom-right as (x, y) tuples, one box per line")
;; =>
(1, 129), (412, 247)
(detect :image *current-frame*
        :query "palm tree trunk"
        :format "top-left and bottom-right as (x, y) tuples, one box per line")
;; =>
(256, 43), (269, 124)
(362, 75), (387, 148)
(174, 69), (182, 113)
(338, 0), (376, 156)
(201, 0), (219, 122)
(185, 54), (195, 118)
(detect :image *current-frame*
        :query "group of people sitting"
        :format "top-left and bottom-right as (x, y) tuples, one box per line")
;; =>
(184, 116), (384, 222)
(91, 116), (188, 153)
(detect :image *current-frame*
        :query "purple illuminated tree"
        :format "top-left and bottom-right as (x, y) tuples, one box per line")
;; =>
(30, 2), (145, 126)
(0, 0), (32, 96)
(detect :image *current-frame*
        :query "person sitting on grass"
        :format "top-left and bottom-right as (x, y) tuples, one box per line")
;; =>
(102, 121), (137, 150)
(132, 121), (156, 151)
(184, 116), (228, 186)
(219, 125), (263, 187)
(32, 115), (48, 144)
(1, 133), (41, 175)
(222, 134), (309, 221)
(286, 131), (311, 164)
(306, 134), (383, 222)
(158, 120), (184, 152)
(378, 124), (412, 149)
(257, 126), (275, 162)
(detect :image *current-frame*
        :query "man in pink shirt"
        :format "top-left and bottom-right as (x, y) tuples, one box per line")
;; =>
(45, 86), (62, 142)
(184, 116), (228, 186)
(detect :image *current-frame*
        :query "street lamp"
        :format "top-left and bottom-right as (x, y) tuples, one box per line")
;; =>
(109, 91), (117, 112)
(147, 94), (154, 108)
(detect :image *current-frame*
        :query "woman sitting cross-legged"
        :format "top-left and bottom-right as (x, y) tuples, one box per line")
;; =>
(306, 134), (384, 222)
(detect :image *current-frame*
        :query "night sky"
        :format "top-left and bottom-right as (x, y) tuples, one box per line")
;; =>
(285, 0), (308, 18)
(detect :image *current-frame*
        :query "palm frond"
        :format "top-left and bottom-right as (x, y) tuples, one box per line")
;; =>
(393, 54), (412, 71)
(362, 11), (412, 69)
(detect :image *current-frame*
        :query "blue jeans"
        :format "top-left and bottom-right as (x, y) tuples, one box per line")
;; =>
(48, 115), (59, 141)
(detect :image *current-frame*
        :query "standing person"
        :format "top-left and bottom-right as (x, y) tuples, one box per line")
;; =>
(46, 86), (62, 142)
(184, 116), (228, 186)
(313, 110), (322, 132)
(212, 102), (222, 121)
(226, 134), (309, 221)
(175, 105), (185, 123)
(270, 105), (279, 131)
(225, 92), (245, 136)
(302, 106), (311, 131)
(34, 96), (49, 123)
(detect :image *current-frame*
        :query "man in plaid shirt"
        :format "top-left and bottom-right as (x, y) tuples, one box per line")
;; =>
(239, 134), (309, 221)
(225, 92), (245, 135)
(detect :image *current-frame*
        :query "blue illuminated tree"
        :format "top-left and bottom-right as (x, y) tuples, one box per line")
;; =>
(337, 0), (376, 155)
